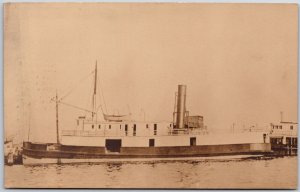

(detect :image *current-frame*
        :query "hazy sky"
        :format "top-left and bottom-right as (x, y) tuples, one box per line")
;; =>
(4, 3), (298, 142)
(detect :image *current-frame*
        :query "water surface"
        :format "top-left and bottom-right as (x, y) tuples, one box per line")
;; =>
(5, 156), (297, 189)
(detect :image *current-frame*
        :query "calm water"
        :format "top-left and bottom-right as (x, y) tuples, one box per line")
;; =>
(5, 156), (297, 189)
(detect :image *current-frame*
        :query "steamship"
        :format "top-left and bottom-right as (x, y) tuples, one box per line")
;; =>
(22, 63), (272, 164)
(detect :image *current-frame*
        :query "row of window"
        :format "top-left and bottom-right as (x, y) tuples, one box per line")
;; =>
(91, 124), (111, 129)
(272, 125), (283, 129)
(89, 123), (158, 136)
(90, 124), (158, 129)
(272, 125), (294, 130)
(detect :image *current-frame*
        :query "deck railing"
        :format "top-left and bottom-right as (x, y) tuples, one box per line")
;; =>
(62, 127), (294, 137)
(269, 130), (297, 137)
(61, 129), (209, 137)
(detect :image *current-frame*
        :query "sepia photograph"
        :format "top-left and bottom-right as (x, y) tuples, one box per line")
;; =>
(3, 3), (298, 189)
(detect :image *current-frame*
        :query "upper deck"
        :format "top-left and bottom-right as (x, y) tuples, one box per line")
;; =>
(62, 119), (208, 137)
(270, 121), (298, 137)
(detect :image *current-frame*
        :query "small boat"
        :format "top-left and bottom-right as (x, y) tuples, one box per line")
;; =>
(103, 113), (131, 122)
(4, 139), (23, 165)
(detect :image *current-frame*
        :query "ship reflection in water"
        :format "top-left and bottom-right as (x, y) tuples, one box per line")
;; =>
(5, 156), (297, 189)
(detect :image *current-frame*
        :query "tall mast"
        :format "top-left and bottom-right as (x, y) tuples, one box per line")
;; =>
(92, 61), (97, 121)
(56, 91), (60, 144)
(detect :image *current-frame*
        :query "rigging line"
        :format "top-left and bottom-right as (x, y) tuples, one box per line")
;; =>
(97, 65), (108, 114)
(85, 74), (95, 118)
(52, 99), (96, 115)
(59, 70), (95, 101)
(102, 89), (108, 114)
(96, 104), (104, 114)
(96, 66), (102, 111)
(97, 82), (105, 114)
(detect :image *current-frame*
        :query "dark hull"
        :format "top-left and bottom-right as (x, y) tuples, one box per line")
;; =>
(23, 142), (272, 163)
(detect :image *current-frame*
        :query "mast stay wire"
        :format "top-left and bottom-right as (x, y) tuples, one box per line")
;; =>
(51, 64), (109, 117)
(49, 69), (96, 115)
(59, 70), (95, 101)
(97, 64), (108, 114)
(96, 104), (105, 114)
(85, 73), (95, 118)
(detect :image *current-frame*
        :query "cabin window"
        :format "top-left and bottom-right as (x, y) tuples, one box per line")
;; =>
(190, 137), (196, 146)
(146, 124), (149, 128)
(120, 125), (122, 129)
(279, 125), (282, 129)
(98, 125), (101, 129)
(125, 124), (128, 136)
(290, 125), (293, 130)
(109, 125), (111, 129)
(92, 125), (94, 129)
(149, 139), (155, 147)
(154, 124), (157, 135)
(133, 124), (136, 136)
